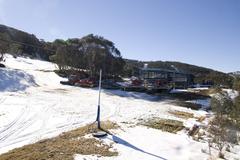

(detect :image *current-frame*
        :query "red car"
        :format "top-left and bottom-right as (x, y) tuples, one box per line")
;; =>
(131, 79), (142, 86)
(75, 78), (97, 88)
(60, 75), (79, 86)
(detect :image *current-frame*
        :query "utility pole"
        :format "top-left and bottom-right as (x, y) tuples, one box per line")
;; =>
(93, 69), (107, 138)
(96, 69), (102, 129)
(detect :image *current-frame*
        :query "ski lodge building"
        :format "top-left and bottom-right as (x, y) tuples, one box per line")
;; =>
(139, 67), (194, 90)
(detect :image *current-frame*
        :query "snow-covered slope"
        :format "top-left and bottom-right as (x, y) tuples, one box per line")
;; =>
(0, 55), (239, 159)
(0, 68), (36, 92)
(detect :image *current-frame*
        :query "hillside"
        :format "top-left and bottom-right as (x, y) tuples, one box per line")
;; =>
(229, 71), (240, 78)
(0, 24), (54, 60)
(0, 24), (234, 86)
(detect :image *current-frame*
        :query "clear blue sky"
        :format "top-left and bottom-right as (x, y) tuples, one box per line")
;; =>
(0, 0), (239, 72)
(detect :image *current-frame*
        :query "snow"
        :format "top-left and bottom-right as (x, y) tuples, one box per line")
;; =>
(0, 54), (239, 159)
(169, 89), (188, 93)
(223, 89), (239, 100)
(75, 126), (210, 160)
(188, 87), (210, 91)
(0, 68), (36, 92)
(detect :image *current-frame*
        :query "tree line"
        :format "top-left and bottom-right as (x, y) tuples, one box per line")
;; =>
(49, 35), (125, 77)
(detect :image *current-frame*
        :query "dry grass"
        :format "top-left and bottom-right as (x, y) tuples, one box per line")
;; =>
(169, 110), (206, 123)
(168, 110), (194, 119)
(0, 121), (119, 160)
(142, 118), (185, 134)
(173, 101), (202, 110)
(196, 116), (206, 122)
(168, 92), (210, 101)
(198, 88), (221, 96)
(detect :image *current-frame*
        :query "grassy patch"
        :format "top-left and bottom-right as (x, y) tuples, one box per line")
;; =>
(198, 88), (221, 96)
(0, 121), (119, 160)
(173, 101), (202, 110)
(168, 110), (194, 119)
(142, 118), (185, 134)
(196, 116), (206, 122)
(168, 92), (210, 101)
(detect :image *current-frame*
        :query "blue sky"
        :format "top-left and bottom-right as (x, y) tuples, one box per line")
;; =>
(0, 0), (239, 72)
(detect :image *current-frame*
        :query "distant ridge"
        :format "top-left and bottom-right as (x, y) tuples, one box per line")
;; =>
(229, 71), (240, 77)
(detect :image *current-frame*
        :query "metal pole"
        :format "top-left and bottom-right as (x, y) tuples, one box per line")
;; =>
(96, 69), (102, 129)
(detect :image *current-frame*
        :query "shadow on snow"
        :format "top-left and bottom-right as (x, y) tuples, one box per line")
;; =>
(102, 89), (162, 102)
(100, 127), (167, 160)
(0, 68), (37, 92)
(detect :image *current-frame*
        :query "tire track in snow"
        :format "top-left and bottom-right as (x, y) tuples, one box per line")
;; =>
(0, 89), (118, 153)
(0, 105), (52, 149)
(0, 106), (32, 142)
(0, 97), (6, 104)
(33, 100), (115, 137)
(0, 106), (27, 135)
(0, 104), (51, 143)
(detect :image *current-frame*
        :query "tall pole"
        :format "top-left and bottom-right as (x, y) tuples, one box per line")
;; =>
(96, 69), (102, 129)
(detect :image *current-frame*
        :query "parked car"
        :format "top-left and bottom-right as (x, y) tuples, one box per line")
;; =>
(101, 79), (121, 89)
(75, 78), (97, 88)
(131, 79), (142, 86)
(118, 78), (145, 92)
(60, 75), (79, 86)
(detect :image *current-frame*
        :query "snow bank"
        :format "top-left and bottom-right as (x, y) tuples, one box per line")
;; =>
(0, 68), (37, 92)
(75, 126), (210, 160)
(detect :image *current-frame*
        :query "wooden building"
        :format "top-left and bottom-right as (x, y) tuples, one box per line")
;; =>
(139, 67), (194, 91)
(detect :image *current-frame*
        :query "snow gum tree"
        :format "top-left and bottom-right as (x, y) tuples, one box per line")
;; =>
(211, 92), (234, 115)
(208, 91), (234, 158)
(51, 34), (125, 77)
